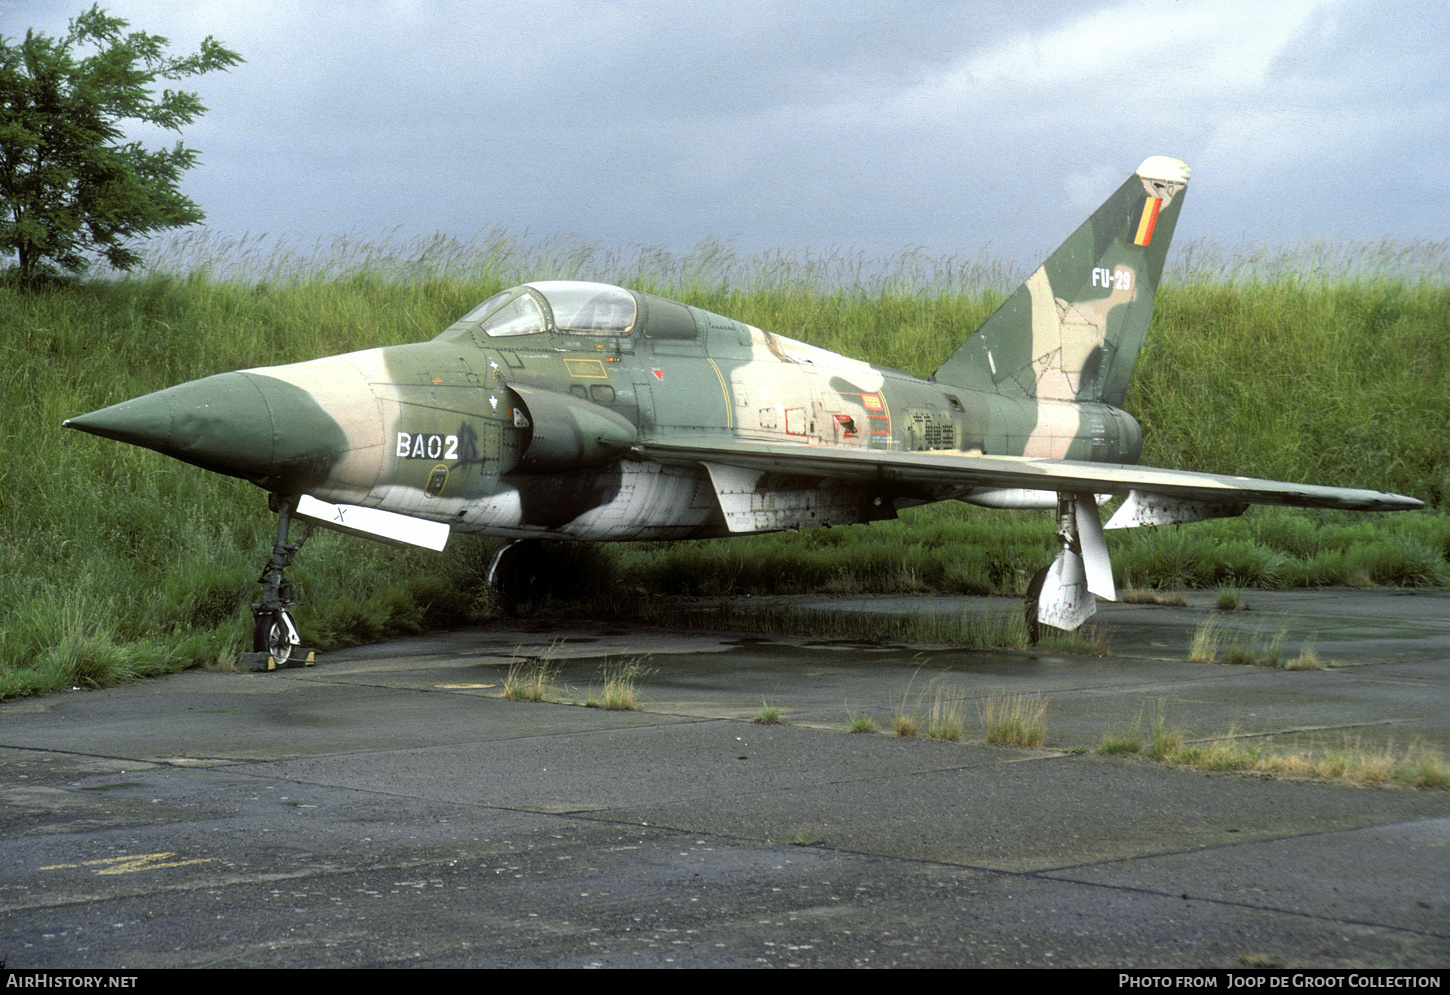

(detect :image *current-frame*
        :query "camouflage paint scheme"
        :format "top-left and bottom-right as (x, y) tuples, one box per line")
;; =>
(66, 158), (1421, 599)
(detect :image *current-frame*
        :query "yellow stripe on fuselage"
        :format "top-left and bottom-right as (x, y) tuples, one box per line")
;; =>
(708, 358), (733, 429)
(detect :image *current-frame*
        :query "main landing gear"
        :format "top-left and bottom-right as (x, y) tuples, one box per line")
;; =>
(1025, 492), (1107, 645)
(250, 494), (313, 667)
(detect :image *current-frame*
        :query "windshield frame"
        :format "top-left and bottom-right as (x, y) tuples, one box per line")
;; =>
(461, 281), (643, 341)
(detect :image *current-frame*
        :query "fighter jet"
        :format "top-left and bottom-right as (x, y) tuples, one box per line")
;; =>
(65, 157), (1422, 663)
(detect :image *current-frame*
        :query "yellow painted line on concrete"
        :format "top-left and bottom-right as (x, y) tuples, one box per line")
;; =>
(41, 853), (217, 875)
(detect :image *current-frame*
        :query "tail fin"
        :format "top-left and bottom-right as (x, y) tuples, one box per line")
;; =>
(932, 156), (1189, 407)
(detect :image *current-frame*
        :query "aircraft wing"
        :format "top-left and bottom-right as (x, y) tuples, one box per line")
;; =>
(634, 438), (1422, 514)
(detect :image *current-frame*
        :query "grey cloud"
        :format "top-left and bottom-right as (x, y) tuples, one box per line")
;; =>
(10, 0), (1449, 267)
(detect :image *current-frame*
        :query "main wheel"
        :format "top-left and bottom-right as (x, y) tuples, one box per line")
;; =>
(253, 610), (296, 665)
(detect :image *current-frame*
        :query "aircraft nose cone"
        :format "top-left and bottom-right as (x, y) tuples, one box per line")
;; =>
(65, 371), (349, 489)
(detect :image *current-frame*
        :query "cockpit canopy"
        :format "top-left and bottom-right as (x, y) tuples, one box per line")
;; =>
(465, 281), (639, 338)
(454, 280), (705, 345)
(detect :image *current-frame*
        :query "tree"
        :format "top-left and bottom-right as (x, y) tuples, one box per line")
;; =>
(0, 5), (242, 279)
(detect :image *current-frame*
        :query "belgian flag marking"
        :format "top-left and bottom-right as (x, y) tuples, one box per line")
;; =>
(1132, 197), (1162, 246)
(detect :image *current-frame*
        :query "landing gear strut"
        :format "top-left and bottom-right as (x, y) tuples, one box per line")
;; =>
(1026, 492), (1102, 644)
(251, 494), (312, 665)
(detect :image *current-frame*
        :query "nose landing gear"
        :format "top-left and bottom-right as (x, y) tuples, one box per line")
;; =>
(245, 494), (315, 670)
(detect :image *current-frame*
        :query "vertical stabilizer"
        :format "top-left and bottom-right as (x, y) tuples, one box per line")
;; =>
(932, 157), (1189, 406)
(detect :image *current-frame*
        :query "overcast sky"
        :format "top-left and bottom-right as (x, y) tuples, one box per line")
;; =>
(6, 0), (1448, 274)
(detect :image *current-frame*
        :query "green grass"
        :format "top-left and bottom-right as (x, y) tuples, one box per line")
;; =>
(1099, 705), (1149, 755)
(1283, 645), (1325, 670)
(1215, 587), (1247, 611)
(1098, 708), (1449, 790)
(1219, 629), (1287, 668)
(1121, 588), (1190, 607)
(924, 679), (969, 741)
(500, 660), (555, 702)
(892, 711), (920, 738)
(613, 504), (1450, 602)
(1187, 618), (1331, 669)
(1188, 617), (1223, 662)
(893, 685), (1050, 746)
(1098, 732), (1143, 755)
(585, 658), (650, 710)
(753, 701), (783, 725)
(978, 691), (1048, 747)
(3, 237), (1449, 699)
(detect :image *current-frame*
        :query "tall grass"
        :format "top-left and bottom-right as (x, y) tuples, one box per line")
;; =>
(978, 691), (1049, 747)
(613, 503), (1450, 599)
(3, 234), (1448, 698)
(123, 228), (1028, 298)
(1135, 277), (1450, 503)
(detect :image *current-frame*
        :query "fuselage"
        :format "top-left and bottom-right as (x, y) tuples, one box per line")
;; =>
(233, 281), (1143, 541)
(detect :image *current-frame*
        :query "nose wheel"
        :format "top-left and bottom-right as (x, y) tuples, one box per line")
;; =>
(253, 607), (301, 665)
(246, 494), (315, 669)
